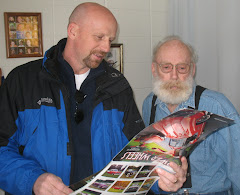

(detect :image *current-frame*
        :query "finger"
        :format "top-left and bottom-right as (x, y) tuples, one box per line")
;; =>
(157, 177), (170, 191)
(61, 185), (74, 194)
(42, 181), (72, 195)
(156, 168), (178, 184)
(47, 185), (71, 195)
(50, 177), (73, 194)
(170, 158), (188, 179)
(156, 172), (181, 192)
(168, 160), (187, 189)
(155, 157), (189, 192)
(180, 156), (188, 172)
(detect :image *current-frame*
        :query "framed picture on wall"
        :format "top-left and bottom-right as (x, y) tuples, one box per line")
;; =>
(105, 43), (123, 73)
(4, 12), (43, 58)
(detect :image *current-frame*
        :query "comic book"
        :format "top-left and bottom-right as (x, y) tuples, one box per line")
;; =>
(70, 108), (234, 195)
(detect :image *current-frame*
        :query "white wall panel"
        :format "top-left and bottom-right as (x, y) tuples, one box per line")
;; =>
(107, 0), (150, 10)
(113, 10), (151, 37)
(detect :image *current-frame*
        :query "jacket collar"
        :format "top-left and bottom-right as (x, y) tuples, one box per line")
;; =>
(42, 38), (67, 81)
(42, 38), (130, 100)
(42, 38), (105, 82)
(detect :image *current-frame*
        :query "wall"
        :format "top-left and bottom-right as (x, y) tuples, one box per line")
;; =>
(0, 0), (168, 193)
(0, 0), (168, 113)
(167, 0), (240, 113)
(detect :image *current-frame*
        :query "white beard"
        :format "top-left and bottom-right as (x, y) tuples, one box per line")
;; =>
(153, 75), (194, 105)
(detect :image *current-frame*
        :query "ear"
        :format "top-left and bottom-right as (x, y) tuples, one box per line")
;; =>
(191, 63), (196, 77)
(152, 62), (157, 77)
(67, 23), (78, 40)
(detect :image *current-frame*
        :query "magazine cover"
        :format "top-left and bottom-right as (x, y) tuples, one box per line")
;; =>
(70, 109), (234, 195)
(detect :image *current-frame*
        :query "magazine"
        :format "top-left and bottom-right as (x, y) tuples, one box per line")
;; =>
(70, 108), (234, 195)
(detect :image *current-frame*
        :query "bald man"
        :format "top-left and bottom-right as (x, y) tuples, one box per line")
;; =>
(0, 3), (186, 195)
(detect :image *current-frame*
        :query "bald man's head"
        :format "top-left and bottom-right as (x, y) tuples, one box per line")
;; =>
(68, 2), (117, 28)
(63, 2), (118, 74)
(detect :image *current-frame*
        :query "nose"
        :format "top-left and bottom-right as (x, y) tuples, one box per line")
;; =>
(170, 66), (179, 80)
(100, 39), (111, 53)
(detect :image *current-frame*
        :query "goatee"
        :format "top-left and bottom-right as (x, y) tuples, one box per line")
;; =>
(83, 50), (107, 69)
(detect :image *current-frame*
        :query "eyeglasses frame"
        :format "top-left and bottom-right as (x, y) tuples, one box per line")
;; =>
(154, 62), (192, 74)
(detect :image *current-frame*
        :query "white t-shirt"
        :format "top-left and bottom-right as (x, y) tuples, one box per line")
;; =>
(75, 69), (90, 90)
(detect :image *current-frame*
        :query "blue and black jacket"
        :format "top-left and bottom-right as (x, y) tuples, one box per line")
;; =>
(0, 39), (144, 194)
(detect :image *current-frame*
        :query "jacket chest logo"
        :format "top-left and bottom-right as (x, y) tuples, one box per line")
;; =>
(37, 97), (53, 105)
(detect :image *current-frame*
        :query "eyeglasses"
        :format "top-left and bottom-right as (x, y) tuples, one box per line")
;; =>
(155, 62), (191, 74)
(74, 90), (86, 124)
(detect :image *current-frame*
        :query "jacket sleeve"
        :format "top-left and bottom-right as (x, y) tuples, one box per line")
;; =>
(0, 72), (45, 195)
(122, 88), (145, 141)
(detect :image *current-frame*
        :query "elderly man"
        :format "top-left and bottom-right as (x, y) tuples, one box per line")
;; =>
(143, 35), (240, 194)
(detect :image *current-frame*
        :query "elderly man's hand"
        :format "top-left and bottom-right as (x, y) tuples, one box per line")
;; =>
(156, 156), (188, 192)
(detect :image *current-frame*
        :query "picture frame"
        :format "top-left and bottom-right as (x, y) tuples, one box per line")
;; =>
(105, 43), (123, 73)
(4, 12), (43, 58)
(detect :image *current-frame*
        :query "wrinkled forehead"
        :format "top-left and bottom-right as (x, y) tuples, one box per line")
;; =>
(157, 40), (191, 62)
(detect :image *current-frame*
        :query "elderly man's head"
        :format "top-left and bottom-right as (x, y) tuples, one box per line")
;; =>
(152, 36), (197, 105)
